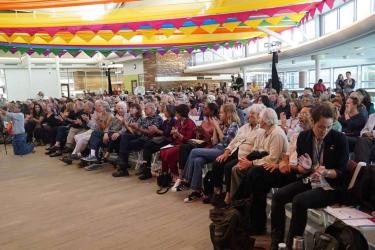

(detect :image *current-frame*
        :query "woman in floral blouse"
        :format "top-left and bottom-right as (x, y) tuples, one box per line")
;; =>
(183, 104), (240, 202)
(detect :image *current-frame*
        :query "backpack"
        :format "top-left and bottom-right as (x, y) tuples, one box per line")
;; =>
(209, 200), (257, 250)
(313, 231), (339, 250)
(324, 221), (369, 250)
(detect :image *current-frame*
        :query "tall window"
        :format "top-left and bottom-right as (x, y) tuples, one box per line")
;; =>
(362, 65), (375, 88)
(333, 67), (358, 86)
(324, 10), (338, 34)
(357, 0), (372, 20)
(0, 69), (6, 98)
(305, 20), (316, 39)
(340, 1), (354, 28)
(285, 71), (299, 89)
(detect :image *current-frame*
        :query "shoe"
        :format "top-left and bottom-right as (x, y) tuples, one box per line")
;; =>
(171, 179), (182, 192)
(138, 169), (152, 180)
(45, 147), (56, 155)
(210, 193), (226, 208)
(184, 191), (202, 203)
(61, 156), (73, 165)
(135, 164), (146, 176)
(62, 147), (72, 154)
(81, 155), (97, 162)
(70, 154), (81, 160)
(112, 169), (129, 177)
(85, 163), (104, 171)
(50, 150), (62, 157)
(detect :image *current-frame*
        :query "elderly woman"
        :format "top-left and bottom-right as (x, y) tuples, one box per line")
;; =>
(183, 104), (240, 203)
(210, 104), (265, 205)
(280, 100), (302, 140)
(158, 104), (196, 182)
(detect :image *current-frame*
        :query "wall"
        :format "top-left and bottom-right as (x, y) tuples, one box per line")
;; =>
(5, 68), (60, 101)
(124, 74), (138, 93)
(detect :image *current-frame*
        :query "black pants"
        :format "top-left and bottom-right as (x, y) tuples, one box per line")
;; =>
(347, 136), (357, 153)
(25, 121), (36, 143)
(354, 136), (375, 164)
(108, 136), (120, 154)
(143, 139), (168, 169)
(118, 133), (149, 171)
(211, 149), (238, 191)
(42, 125), (58, 146)
(233, 166), (297, 232)
(271, 180), (344, 249)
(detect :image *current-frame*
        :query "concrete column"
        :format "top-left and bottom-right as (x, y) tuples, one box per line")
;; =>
(299, 71), (308, 88)
(311, 55), (325, 83)
(242, 45), (249, 91)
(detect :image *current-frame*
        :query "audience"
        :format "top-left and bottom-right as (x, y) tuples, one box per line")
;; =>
(2, 77), (375, 249)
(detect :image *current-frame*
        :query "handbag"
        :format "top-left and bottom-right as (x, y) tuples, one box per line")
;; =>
(187, 139), (207, 148)
(151, 136), (165, 144)
(156, 171), (172, 195)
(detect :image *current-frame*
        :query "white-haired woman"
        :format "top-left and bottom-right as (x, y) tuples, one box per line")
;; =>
(210, 104), (265, 205)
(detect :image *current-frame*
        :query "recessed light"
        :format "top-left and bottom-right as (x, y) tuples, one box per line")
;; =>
(356, 52), (364, 56)
(354, 47), (363, 50)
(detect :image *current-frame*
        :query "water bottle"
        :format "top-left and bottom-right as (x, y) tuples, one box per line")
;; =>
(292, 236), (305, 250)
(278, 243), (287, 250)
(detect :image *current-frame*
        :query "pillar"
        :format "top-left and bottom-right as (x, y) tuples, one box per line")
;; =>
(299, 71), (308, 88)
(311, 55), (325, 83)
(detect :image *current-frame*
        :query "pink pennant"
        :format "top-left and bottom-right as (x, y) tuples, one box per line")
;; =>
(10, 47), (17, 54)
(26, 49), (34, 56)
(170, 19), (185, 29)
(236, 13), (251, 22)
(115, 51), (126, 57)
(309, 7), (316, 18)
(262, 8), (278, 17)
(58, 51), (67, 57)
(185, 47), (194, 54)
(158, 50), (167, 56)
(43, 50), (51, 56)
(325, 0), (335, 9)
(317, 2), (325, 13)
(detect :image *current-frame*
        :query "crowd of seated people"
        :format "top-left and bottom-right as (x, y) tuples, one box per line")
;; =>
(1, 76), (375, 249)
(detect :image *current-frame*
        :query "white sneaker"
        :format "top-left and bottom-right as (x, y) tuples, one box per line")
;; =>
(171, 179), (181, 192)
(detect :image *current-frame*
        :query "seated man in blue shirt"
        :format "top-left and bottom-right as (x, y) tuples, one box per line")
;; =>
(0, 103), (34, 155)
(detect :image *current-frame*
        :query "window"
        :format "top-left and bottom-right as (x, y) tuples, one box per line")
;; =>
(340, 2), (354, 28)
(357, 0), (372, 20)
(223, 47), (233, 59)
(203, 51), (213, 63)
(292, 28), (304, 43)
(285, 72), (299, 89)
(258, 37), (268, 53)
(333, 66), (358, 86)
(305, 20), (316, 39)
(362, 65), (375, 88)
(247, 43), (257, 54)
(324, 10), (338, 34)
(281, 29), (292, 43)
(194, 52), (203, 65)
(232, 46), (245, 58)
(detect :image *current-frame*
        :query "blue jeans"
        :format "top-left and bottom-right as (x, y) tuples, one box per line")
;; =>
(183, 147), (224, 191)
(12, 133), (34, 155)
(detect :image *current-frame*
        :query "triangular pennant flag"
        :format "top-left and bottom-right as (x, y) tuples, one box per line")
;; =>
(10, 47), (18, 54)
(200, 47), (207, 52)
(212, 44), (220, 51)
(43, 50), (51, 56)
(325, 0), (335, 9)
(179, 26), (198, 35)
(66, 49), (81, 57)
(50, 48), (60, 56)
(26, 49), (35, 56)
(0, 33), (9, 42)
(139, 29), (157, 39)
(159, 28), (176, 37)
(99, 50), (112, 58)
(34, 48), (45, 55)
(55, 32), (74, 43)
(222, 21), (241, 32)
(287, 13), (306, 22)
(206, 44), (213, 49)
(200, 24), (220, 34)
(17, 47), (29, 54)
(84, 50), (97, 57)
(243, 19), (263, 28)
(11, 34), (33, 43)
(117, 30), (136, 40)
(115, 51), (126, 57)
(97, 31), (114, 42)
(265, 16), (285, 25)
(316, 2), (325, 13)
(58, 50), (67, 58)
(171, 48), (180, 55)
(309, 7), (316, 18)
(185, 47), (194, 54)
(76, 31), (96, 42)
(36, 33), (53, 43)
(1, 46), (10, 53)
(157, 50), (167, 56)
(240, 40), (248, 45)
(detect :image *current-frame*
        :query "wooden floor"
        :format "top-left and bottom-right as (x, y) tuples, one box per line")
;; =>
(0, 147), (214, 250)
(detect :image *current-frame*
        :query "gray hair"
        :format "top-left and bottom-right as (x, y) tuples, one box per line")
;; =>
(248, 103), (266, 115)
(101, 100), (111, 113)
(259, 108), (278, 126)
(116, 101), (127, 112)
(145, 102), (156, 113)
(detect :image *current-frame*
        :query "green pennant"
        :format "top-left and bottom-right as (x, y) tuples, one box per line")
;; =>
(99, 50), (112, 58)
(228, 41), (235, 47)
(50, 48), (60, 56)
(34, 48), (45, 55)
(1, 46), (10, 52)
(66, 49), (80, 56)
(240, 40), (248, 45)
(17, 47), (29, 54)
(84, 50), (97, 57)
(206, 44), (213, 49)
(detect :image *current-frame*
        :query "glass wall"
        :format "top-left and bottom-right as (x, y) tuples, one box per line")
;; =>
(0, 69), (6, 98)
(362, 64), (375, 88)
(324, 9), (338, 34)
(340, 1), (354, 28)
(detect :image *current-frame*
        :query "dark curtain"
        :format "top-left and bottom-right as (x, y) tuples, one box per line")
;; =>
(272, 52), (281, 93)
(106, 69), (113, 95)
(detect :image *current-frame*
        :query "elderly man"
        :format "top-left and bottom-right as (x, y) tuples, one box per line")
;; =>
(210, 104), (265, 205)
(112, 102), (163, 177)
(230, 108), (288, 202)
